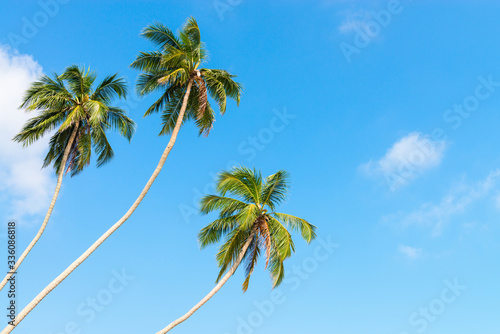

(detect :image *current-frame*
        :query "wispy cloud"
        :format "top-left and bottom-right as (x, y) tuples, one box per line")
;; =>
(0, 45), (54, 224)
(338, 10), (372, 35)
(398, 244), (423, 260)
(360, 132), (447, 190)
(383, 170), (500, 237)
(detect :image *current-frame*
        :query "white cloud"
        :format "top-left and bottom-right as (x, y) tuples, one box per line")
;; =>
(398, 244), (423, 260)
(338, 10), (372, 34)
(360, 132), (447, 190)
(383, 170), (500, 237)
(0, 45), (54, 224)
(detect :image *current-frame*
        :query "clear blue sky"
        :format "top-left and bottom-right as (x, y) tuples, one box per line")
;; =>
(1, 1), (500, 333)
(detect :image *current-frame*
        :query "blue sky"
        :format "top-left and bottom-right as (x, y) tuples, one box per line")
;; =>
(1, 0), (500, 333)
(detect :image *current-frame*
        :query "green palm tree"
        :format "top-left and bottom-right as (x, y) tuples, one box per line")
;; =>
(155, 167), (317, 334)
(2, 17), (241, 332)
(0, 65), (134, 294)
(130, 17), (242, 137)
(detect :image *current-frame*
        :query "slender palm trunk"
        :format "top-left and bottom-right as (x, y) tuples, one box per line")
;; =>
(0, 125), (79, 293)
(1, 79), (194, 334)
(155, 232), (255, 334)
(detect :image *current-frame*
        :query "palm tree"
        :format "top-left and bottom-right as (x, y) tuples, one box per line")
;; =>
(131, 17), (242, 137)
(1, 17), (241, 333)
(155, 166), (317, 334)
(0, 65), (134, 294)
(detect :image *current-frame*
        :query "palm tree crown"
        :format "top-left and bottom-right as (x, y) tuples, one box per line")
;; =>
(130, 17), (242, 136)
(14, 65), (135, 175)
(199, 167), (317, 291)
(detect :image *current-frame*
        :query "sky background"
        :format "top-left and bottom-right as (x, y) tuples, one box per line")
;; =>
(1, 0), (500, 333)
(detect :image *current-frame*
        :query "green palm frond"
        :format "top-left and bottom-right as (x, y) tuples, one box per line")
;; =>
(90, 123), (114, 168)
(216, 167), (263, 204)
(242, 236), (260, 292)
(74, 129), (92, 174)
(59, 65), (97, 98)
(201, 69), (242, 114)
(183, 16), (201, 48)
(272, 213), (316, 243)
(106, 107), (135, 141)
(195, 101), (215, 137)
(261, 170), (289, 210)
(42, 125), (74, 172)
(129, 51), (165, 73)
(268, 217), (295, 260)
(198, 215), (239, 248)
(13, 109), (68, 146)
(91, 73), (128, 103)
(268, 248), (285, 288)
(215, 228), (251, 282)
(200, 195), (249, 217)
(140, 21), (182, 50)
(158, 88), (195, 136)
(135, 72), (167, 96)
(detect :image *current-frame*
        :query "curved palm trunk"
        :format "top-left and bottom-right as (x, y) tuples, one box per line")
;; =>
(0, 125), (79, 293)
(155, 232), (255, 334)
(1, 79), (194, 334)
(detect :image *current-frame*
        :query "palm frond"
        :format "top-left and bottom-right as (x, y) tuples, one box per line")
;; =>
(59, 65), (96, 98)
(129, 51), (165, 73)
(13, 109), (68, 146)
(91, 73), (127, 103)
(106, 107), (136, 141)
(261, 170), (290, 210)
(268, 217), (295, 260)
(268, 249), (285, 288)
(215, 228), (251, 282)
(200, 195), (249, 217)
(242, 235), (259, 292)
(194, 101), (215, 137)
(20, 74), (73, 110)
(140, 22), (182, 50)
(42, 125), (74, 175)
(91, 124), (114, 167)
(202, 69), (242, 113)
(216, 167), (262, 204)
(198, 215), (239, 248)
(272, 213), (317, 243)
(182, 16), (201, 48)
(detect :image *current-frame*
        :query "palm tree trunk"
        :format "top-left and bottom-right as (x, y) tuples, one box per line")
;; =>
(1, 79), (194, 334)
(0, 124), (79, 293)
(155, 232), (255, 334)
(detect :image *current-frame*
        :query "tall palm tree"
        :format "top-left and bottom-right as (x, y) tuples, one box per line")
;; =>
(1, 17), (241, 333)
(0, 65), (134, 294)
(155, 167), (317, 334)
